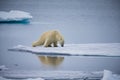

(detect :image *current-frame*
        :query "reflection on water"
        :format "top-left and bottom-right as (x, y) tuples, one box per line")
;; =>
(37, 55), (64, 67)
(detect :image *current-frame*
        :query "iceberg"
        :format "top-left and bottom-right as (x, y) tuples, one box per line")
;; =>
(0, 10), (32, 23)
(8, 43), (120, 57)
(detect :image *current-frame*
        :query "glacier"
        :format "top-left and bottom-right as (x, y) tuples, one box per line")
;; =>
(0, 10), (32, 22)
(8, 43), (120, 57)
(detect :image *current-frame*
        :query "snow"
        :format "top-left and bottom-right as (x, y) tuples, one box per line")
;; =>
(9, 43), (120, 57)
(0, 10), (32, 22)
(101, 70), (120, 80)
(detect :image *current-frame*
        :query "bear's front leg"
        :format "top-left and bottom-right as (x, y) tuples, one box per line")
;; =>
(44, 39), (51, 47)
(48, 44), (52, 47)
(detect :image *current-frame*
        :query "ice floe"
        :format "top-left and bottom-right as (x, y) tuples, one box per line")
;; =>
(0, 10), (32, 22)
(0, 65), (8, 71)
(0, 69), (120, 80)
(0, 77), (44, 80)
(8, 43), (120, 57)
(101, 70), (120, 80)
(25, 78), (44, 80)
(0, 70), (102, 79)
(0, 76), (10, 80)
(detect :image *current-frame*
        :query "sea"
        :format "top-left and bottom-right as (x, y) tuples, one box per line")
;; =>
(0, 0), (120, 80)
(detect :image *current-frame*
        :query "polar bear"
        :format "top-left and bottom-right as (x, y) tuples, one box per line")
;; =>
(32, 30), (64, 47)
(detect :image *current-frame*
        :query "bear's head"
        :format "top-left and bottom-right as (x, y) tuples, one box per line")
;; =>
(32, 41), (38, 47)
(59, 37), (64, 47)
(56, 33), (64, 47)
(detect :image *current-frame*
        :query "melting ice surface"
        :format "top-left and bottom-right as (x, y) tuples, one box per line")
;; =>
(9, 43), (120, 57)
(0, 10), (32, 22)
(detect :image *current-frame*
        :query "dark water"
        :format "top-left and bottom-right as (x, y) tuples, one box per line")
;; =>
(0, 0), (120, 74)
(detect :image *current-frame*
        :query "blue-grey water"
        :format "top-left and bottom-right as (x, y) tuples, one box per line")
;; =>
(0, 0), (120, 76)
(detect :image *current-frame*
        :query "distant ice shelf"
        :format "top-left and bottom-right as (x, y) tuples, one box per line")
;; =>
(8, 43), (120, 57)
(0, 10), (32, 23)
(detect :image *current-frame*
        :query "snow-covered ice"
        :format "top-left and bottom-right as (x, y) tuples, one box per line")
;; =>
(24, 78), (44, 80)
(0, 77), (44, 80)
(0, 69), (120, 80)
(0, 10), (32, 22)
(0, 65), (120, 80)
(0, 70), (103, 79)
(9, 43), (120, 57)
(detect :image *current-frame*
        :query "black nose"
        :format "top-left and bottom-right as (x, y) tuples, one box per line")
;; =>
(61, 44), (64, 47)
(32, 45), (36, 47)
